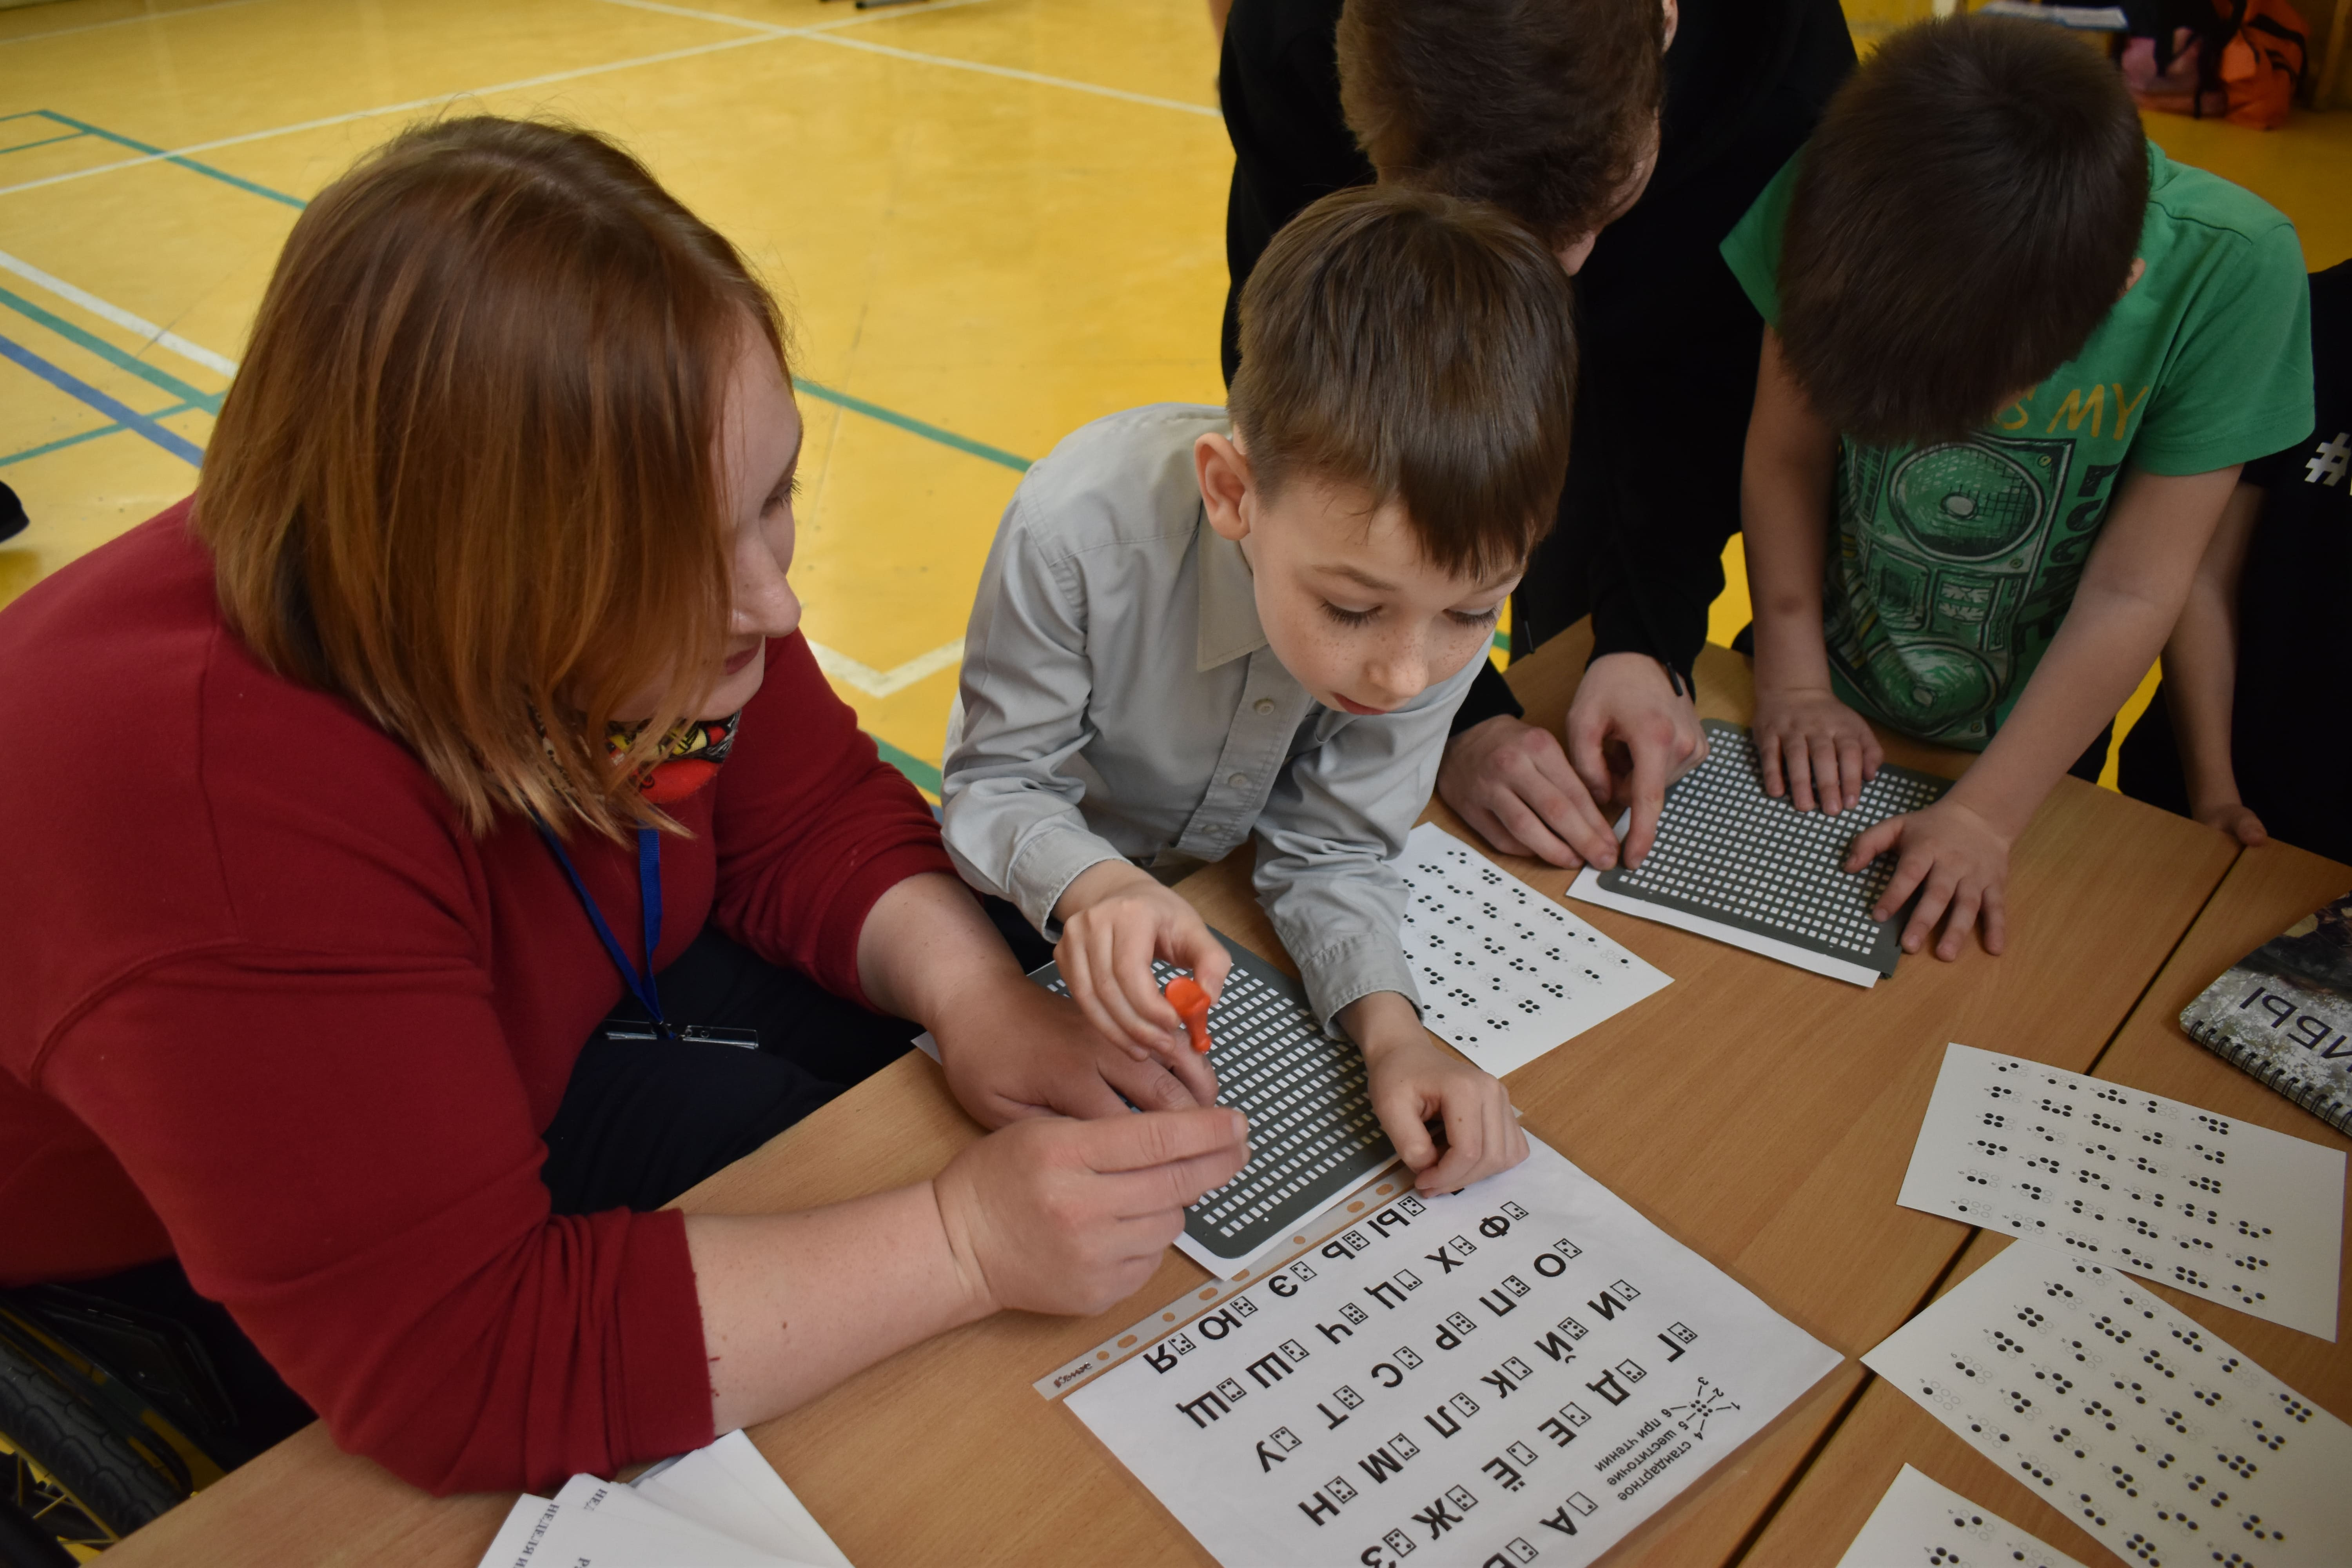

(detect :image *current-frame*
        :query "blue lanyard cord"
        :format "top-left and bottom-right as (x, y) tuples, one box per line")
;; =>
(535, 821), (665, 1027)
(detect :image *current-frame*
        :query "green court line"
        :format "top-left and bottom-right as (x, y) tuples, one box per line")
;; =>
(0, 284), (222, 411)
(871, 734), (944, 796)
(0, 400), (201, 467)
(5, 114), (1032, 483)
(797, 376), (1031, 474)
(0, 130), (88, 155)
(33, 110), (304, 210)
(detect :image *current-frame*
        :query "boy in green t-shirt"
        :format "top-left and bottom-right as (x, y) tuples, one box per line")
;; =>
(1721, 14), (2310, 964)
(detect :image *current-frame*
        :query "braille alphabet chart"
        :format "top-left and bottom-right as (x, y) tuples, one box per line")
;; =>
(1060, 1137), (1840, 1568)
(1864, 1241), (2352, 1568)
(1834, 1465), (2088, 1568)
(1397, 824), (1672, 1078)
(1566, 721), (1950, 986)
(1898, 1045), (2346, 1339)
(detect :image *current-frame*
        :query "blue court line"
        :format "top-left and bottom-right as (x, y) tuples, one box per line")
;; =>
(797, 376), (1031, 474)
(29, 110), (303, 209)
(0, 334), (203, 465)
(0, 399), (200, 467)
(0, 284), (222, 411)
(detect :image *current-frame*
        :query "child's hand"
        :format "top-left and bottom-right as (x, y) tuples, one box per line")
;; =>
(1343, 992), (1527, 1194)
(1753, 684), (1884, 813)
(1844, 798), (2012, 960)
(2194, 800), (2269, 847)
(1053, 860), (1233, 1064)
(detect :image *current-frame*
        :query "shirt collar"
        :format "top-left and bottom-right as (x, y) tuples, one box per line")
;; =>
(1195, 518), (1268, 671)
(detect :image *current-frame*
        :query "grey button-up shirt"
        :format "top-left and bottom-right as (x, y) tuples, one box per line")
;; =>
(941, 404), (1484, 1029)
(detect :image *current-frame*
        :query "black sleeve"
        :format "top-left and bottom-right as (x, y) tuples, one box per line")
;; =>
(1448, 657), (1526, 737)
(1572, 3), (1854, 682)
(1219, 0), (1370, 383)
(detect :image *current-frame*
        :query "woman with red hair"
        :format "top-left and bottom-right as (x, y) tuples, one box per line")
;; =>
(0, 117), (1246, 1496)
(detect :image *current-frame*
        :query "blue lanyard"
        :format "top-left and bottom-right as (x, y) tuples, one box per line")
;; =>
(537, 822), (666, 1028)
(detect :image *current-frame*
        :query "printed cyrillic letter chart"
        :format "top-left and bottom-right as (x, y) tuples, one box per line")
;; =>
(1061, 1138), (1840, 1567)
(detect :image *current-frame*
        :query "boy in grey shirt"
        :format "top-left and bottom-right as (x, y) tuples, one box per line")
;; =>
(944, 187), (1578, 1195)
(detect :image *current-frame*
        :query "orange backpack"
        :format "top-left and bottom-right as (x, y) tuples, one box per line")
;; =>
(2117, 0), (2310, 129)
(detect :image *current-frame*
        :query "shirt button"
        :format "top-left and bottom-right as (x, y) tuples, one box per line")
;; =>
(1254, 698), (1276, 715)
(1229, 773), (1249, 789)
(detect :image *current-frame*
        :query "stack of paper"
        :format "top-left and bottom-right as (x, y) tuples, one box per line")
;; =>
(476, 1430), (851, 1568)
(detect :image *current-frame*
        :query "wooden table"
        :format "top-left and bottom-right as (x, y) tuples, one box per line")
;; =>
(1743, 840), (2352, 1567)
(106, 628), (2247, 1568)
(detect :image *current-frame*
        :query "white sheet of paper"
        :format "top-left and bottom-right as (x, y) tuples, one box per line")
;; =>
(1864, 1240), (2352, 1566)
(1835, 1464), (2089, 1568)
(475, 1485), (799, 1568)
(1566, 863), (1880, 987)
(1398, 824), (1671, 1076)
(1064, 1135), (1840, 1568)
(555, 1474), (812, 1564)
(633, 1430), (853, 1566)
(1898, 1044), (2346, 1340)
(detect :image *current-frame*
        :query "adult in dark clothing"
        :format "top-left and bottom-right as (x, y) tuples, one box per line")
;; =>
(1219, 0), (1854, 867)
(2120, 260), (2350, 865)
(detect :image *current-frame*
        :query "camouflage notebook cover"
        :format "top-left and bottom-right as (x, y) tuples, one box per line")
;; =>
(2179, 891), (2352, 1136)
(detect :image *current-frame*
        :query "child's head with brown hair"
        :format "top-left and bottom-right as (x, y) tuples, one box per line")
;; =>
(1777, 15), (2151, 445)
(197, 116), (798, 840)
(1338, 0), (1669, 272)
(1203, 184), (1575, 717)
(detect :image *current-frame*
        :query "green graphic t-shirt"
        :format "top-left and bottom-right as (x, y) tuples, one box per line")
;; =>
(1720, 145), (2312, 749)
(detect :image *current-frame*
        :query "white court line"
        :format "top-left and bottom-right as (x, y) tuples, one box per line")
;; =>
(598, 0), (1222, 116)
(807, 638), (963, 697)
(597, 0), (996, 38)
(0, 0), (993, 203)
(0, 0), (268, 49)
(797, 30), (1222, 116)
(0, 248), (238, 376)
(0, 0), (1207, 204)
(0, 31), (787, 201)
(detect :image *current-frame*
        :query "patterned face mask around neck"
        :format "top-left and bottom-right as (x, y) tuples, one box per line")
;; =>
(605, 710), (741, 804)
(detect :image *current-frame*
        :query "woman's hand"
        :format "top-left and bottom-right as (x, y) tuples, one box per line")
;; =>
(1342, 993), (1527, 1194)
(1054, 861), (1232, 1064)
(1753, 684), (1883, 814)
(935, 978), (1218, 1126)
(932, 1107), (1251, 1317)
(1844, 798), (2012, 961)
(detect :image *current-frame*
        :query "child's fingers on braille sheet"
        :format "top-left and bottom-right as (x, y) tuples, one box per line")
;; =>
(1071, 916), (1191, 1060)
(1807, 736), (1843, 813)
(1054, 935), (1152, 1062)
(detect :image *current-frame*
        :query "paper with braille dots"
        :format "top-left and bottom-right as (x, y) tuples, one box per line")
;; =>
(1899, 1045), (2345, 1340)
(1835, 1465), (2088, 1568)
(1864, 1241), (2352, 1568)
(1399, 824), (1671, 1077)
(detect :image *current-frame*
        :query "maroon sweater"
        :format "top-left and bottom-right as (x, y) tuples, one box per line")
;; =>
(0, 504), (954, 1492)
